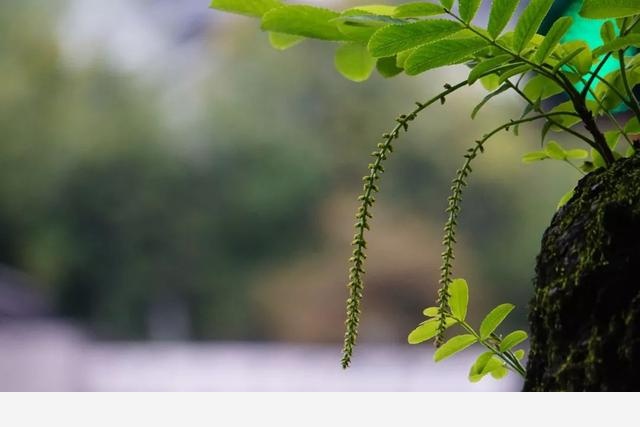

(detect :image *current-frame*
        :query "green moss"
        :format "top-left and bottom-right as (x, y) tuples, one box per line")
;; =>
(524, 154), (640, 391)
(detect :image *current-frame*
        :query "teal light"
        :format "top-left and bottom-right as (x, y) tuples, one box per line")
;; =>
(563, 3), (620, 95)
(542, 0), (633, 111)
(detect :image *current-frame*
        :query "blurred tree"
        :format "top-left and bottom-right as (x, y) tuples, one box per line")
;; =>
(0, 0), (577, 342)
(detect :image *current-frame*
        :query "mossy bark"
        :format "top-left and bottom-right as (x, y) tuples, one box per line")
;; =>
(524, 155), (640, 391)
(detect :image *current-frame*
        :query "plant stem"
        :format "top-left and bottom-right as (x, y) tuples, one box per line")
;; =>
(436, 111), (580, 344)
(581, 52), (612, 99)
(618, 50), (640, 121)
(506, 81), (599, 149)
(341, 80), (470, 368)
(446, 9), (614, 166)
(455, 318), (526, 377)
(581, 79), (635, 149)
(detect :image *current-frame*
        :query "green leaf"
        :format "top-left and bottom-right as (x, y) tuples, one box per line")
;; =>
(548, 101), (581, 129)
(480, 74), (500, 91)
(469, 352), (493, 381)
(334, 13), (406, 43)
(346, 5), (397, 16)
(626, 117), (640, 133)
(512, 0), (554, 53)
(405, 36), (489, 75)
(540, 121), (552, 145)
(490, 366), (509, 379)
(564, 41), (593, 75)
(544, 140), (566, 160)
(600, 21), (616, 44)
(523, 74), (564, 100)
(268, 32), (304, 50)
(468, 54), (515, 84)
(394, 2), (445, 18)
(395, 48), (415, 68)
(487, 0), (520, 39)
(448, 278), (469, 321)
(376, 56), (403, 77)
(334, 42), (376, 82)
(580, 0), (640, 19)
(471, 83), (510, 118)
(408, 318), (456, 344)
(468, 352), (504, 382)
(553, 45), (586, 74)
(408, 320), (440, 344)
(522, 150), (548, 163)
(565, 149), (589, 160)
(593, 34), (640, 56)
(605, 131), (621, 151)
(440, 0), (454, 9)
(625, 146), (636, 158)
(557, 188), (574, 209)
(499, 330), (528, 351)
(580, 161), (596, 173)
(261, 5), (346, 41)
(211, 0), (282, 17)
(459, 0), (482, 23)
(534, 16), (573, 64)
(592, 147), (606, 169)
(497, 63), (532, 84)
(422, 306), (440, 317)
(514, 349), (525, 360)
(368, 19), (464, 58)
(479, 303), (514, 339)
(434, 334), (477, 362)
(594, 70), (624, 111)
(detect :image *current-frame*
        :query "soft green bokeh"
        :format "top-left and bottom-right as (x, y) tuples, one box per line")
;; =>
(0, 0), (580, 343)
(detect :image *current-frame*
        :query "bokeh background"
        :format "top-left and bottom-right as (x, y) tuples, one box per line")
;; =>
(0, 0), (581, 390)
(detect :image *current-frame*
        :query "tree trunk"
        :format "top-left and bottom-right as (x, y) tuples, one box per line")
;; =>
(524, 154), (640, 391)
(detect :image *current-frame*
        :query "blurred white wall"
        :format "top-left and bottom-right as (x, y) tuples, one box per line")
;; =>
(0, 321), (521, 391)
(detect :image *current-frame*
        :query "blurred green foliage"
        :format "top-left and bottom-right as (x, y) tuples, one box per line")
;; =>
(0, 0), (577, 341)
